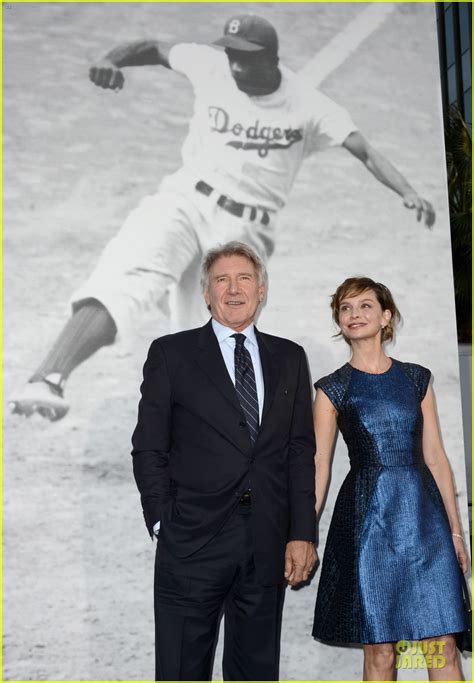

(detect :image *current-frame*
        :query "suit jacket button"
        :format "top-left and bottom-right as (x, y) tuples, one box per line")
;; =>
(239, 420), (246, 427)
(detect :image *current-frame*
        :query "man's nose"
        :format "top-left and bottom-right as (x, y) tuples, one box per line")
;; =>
(227, 279), (240, 293)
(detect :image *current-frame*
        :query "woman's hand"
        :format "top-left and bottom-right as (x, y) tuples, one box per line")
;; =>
(452, 536), (469, 574)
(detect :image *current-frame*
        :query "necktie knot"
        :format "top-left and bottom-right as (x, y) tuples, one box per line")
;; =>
(232, 333), (246, 350)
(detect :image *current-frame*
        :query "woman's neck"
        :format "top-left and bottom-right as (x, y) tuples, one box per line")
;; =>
(349, 340), (391, 374)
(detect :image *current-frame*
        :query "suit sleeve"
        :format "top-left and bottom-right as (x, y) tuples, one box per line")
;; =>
(288, 347), (316, 541)
(131, 340), (173, 537)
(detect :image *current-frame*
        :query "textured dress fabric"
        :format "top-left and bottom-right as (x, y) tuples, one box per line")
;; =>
(312, 359), (467, 644)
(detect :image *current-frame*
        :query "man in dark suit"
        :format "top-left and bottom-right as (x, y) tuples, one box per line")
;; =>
(132, 241), (316, 681)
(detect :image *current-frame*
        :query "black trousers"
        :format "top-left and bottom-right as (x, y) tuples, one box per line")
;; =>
(154, 504), (285, 681)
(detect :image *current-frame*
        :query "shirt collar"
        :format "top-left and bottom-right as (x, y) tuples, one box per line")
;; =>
(212, 318), (258, 347)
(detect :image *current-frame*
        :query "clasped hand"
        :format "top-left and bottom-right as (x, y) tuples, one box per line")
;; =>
(284, 540), (317, 586)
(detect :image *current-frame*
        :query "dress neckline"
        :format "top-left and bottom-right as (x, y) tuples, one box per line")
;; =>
(347, 358), (394, 376)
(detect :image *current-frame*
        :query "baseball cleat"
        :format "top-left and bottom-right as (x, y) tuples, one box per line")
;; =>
(9, 381), (69, 421)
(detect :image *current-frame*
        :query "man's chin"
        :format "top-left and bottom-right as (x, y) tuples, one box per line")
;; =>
(234, 79), (268, 96)
(224, 316), (250, 332)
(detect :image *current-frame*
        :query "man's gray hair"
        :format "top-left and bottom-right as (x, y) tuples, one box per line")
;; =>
(200, 241), (267, 291)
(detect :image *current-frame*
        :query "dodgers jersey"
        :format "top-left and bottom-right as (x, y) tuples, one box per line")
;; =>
(169, 43), (358, 212)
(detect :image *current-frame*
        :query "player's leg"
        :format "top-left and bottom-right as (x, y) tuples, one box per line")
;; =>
(11, 187), (202, 420)
(30, 299), (117, 387)
(168, 252), (209, 333)
(10, 298), (116, 420)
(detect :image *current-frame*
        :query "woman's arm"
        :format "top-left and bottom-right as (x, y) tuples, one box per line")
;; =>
(313, 388), (338, 519)
(421, 384), (469, 573)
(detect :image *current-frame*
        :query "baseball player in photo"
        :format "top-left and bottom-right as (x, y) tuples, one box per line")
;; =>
(11, 13), (435, 421)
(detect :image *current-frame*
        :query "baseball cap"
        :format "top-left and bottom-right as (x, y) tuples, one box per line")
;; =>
(213, 14), (279, 54)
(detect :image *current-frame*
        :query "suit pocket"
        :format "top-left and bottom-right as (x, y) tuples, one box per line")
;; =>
(159, 498), (176, 526)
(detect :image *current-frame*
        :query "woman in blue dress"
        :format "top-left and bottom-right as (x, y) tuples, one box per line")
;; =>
(312, 277), (468, 681)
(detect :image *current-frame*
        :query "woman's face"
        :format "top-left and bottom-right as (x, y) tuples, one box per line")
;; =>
(337, 289), (392, 343)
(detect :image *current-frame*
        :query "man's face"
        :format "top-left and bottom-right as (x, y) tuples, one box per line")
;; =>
(204, 254), (265, 332)
(225, 48), (280, 96)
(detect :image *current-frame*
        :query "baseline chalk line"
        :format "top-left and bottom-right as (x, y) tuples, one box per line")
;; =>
(299, 3), (396, 86)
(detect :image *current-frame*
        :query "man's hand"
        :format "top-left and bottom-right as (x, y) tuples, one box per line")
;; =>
(284, 540), (317, 586)
(402, 191), (436, 228)
(89, 59), (125, 91)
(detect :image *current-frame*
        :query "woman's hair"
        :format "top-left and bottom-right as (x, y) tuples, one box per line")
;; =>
(331, 276), (401, 345)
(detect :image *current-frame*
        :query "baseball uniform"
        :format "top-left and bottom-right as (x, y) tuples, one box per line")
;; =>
(71, 43), (357, 336)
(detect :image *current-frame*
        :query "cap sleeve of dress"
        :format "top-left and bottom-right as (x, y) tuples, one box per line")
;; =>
(399, 362), (432, 401)
(314, 365), (351, 411)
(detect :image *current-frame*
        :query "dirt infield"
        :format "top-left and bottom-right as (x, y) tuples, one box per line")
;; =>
(3, 3), (470, 680)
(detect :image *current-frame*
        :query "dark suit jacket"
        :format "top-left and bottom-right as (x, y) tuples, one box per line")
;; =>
(131, 319), (316, 584)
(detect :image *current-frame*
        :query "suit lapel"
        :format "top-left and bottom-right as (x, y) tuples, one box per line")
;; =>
(194, 321), (280, 451)
(256, 329), (280, 424)
(195, 320), (243, 416)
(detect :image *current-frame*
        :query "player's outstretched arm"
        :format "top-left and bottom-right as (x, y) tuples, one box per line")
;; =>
(89, 39), (174, 91)
(342, 131), (436, 228)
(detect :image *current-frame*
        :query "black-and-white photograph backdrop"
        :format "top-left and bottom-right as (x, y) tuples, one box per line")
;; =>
(4, 2), (470, 680)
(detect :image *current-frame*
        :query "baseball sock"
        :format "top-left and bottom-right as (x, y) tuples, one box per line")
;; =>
(29, 299), (117, 392)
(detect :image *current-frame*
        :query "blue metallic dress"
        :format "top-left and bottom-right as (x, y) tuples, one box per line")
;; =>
(312, 359), (467, 644)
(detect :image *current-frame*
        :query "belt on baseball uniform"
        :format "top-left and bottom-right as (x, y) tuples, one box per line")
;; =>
(195, 181), (270, 226)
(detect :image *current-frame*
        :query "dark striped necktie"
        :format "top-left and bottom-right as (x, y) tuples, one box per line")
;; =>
(232, 333), (259, 445)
